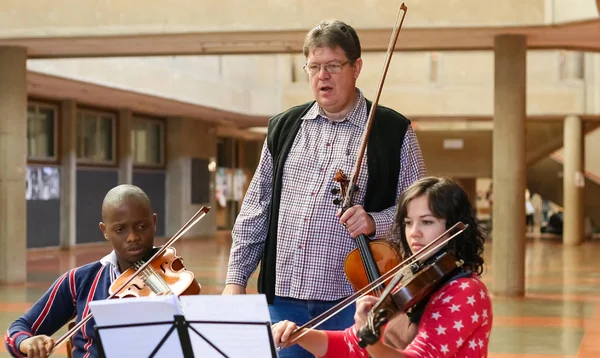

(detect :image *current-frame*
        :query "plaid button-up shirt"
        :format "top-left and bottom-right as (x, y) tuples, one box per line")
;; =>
(226, 89), (426, 301)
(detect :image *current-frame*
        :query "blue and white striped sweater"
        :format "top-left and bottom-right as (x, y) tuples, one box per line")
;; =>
(5, 252), (122, 358)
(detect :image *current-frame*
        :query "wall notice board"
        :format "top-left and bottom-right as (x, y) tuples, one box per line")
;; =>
(191, 158), (210, 204)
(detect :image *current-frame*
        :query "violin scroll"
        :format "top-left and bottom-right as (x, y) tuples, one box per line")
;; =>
(356, 267), (408, 347)
(332, 169), (350, 206)
(357, 307), (392, 348)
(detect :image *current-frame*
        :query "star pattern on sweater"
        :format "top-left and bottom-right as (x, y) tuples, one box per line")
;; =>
(404, 277), (493, 357)
(329, 276), (493, 358)
(440, 344), (450, 354)
(453, 320), (464, 331)
(469, 339), (478, 349)
(436, 325), (447, 335)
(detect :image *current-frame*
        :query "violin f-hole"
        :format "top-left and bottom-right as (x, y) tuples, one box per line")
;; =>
(129, 283), (144, 291)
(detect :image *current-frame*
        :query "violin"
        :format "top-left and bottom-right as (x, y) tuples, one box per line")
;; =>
(109, 246), (201, 298)
(356, 250), (464, 347)
(331, 2), (408, 296)
(284, 221), (468, 346)
(334, 170), (401, 293)
(48, 206), (210, 355)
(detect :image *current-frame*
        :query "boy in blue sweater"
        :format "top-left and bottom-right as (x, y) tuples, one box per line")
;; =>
(5, 184), (162, 358)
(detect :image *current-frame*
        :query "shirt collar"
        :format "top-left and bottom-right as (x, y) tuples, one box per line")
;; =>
(100, 250), (122, 283)
(300, 88), (366, 128)
(100, 247), (161, 280)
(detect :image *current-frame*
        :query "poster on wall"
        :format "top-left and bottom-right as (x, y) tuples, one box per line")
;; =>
(233, 169), (247, 201)
(26, 166), (60, 200)
(215, 167), (229, 208)
(190, 158), (210, 204)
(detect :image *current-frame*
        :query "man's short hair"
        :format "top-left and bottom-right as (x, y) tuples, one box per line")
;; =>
(303, 19), (361, 63)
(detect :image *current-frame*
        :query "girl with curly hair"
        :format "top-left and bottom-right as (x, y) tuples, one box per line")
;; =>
(272, 176), (492, 357)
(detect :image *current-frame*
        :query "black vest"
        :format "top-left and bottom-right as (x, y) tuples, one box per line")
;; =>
(259, 99), (410, 303)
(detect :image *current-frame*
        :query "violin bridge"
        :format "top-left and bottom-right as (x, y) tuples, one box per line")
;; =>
(132, 260), (173, 295)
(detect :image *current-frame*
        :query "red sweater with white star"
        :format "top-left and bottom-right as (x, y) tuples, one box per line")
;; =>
(320, 275), (492, 358)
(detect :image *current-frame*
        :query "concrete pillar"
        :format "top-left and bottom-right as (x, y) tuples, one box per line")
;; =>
(59, 100), (77, 249)
(0, 47), (27, 283)
(118, 109), (133, 184)
(563, 115), (584, 246)
(491, 35), (527, 296)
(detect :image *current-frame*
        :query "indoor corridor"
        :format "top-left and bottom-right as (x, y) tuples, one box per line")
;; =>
(2, 232), (600, 357)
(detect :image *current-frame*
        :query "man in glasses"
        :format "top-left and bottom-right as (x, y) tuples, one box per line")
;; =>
(223, 19), (426, 358)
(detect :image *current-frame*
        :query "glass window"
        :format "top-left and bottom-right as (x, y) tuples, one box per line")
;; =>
(76, 109), (116, 164)
(131, 117), (164, 166)
(27, 102), (57, 161)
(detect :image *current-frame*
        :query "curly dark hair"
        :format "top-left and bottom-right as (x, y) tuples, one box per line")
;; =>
(390, 177), (486, 275)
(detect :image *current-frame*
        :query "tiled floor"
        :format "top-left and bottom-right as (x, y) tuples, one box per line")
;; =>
(1, 231), (600, 357)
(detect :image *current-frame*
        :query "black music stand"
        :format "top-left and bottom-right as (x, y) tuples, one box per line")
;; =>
(95, 315), (278, 358)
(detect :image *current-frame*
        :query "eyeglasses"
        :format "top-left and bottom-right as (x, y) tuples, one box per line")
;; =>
(303, 60), (350, 76)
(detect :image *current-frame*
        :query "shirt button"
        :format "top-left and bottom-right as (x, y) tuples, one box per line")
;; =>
(298, 245), (302, 249)
(326, 143), (331, 147)
(311, 192), (315, 196)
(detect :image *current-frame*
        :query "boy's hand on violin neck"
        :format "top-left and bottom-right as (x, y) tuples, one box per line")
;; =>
(221, 284), (246, 295)
(19, 335), (55, 358)
(337, 205), (376, 238)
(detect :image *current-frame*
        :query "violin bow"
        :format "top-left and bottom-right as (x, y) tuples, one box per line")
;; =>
(338, 2), (408, 212)
(286, 221), (468, 344)
(49, 206), (210, 355)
